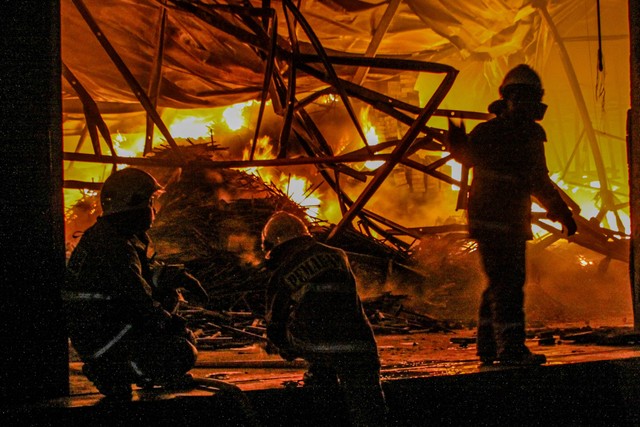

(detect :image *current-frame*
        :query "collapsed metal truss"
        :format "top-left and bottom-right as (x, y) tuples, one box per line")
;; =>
(62, 0), (628, 261)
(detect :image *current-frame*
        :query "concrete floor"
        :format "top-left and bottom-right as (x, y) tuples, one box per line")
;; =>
(68, 328), (640, 396)
(5, 328), (640, 425)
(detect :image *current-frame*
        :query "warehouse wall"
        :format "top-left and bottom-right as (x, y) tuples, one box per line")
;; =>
(0, 1), (69, 401)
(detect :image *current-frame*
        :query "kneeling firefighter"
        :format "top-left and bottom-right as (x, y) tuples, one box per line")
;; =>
(63, 167), (208, 398)
(262, 211), (387, 426)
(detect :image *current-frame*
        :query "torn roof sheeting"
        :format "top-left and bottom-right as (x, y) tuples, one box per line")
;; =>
(61, 0), (626, 111)
(62, 0), (268, 108)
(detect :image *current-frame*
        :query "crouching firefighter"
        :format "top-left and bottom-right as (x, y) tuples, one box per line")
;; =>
(63, 167), (207, 398)
(261, 211), (387, 426)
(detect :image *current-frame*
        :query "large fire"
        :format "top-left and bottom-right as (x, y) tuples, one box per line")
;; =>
(63, 98), (631, 240)
(63, 100), (326, 222)
(241, 135), (322, 219)
(62, 97), (633, 326)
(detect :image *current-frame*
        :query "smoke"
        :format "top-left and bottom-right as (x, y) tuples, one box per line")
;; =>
(351, 235), (633, 327)
(526, 241), (632, 326)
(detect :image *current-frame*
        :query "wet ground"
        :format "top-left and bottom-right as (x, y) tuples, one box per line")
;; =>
(5, 326), (636, 425)
(68, 326), (640, 397)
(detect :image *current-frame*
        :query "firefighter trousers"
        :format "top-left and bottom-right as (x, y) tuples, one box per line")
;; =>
(476, 237), (528, 359)
(304, 353), (387, 426)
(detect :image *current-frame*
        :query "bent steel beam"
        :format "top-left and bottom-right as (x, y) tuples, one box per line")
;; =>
(327, 66), (458, 241)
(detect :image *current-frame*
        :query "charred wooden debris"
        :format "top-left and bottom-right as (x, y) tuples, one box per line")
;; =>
(148, 144), (466, 346)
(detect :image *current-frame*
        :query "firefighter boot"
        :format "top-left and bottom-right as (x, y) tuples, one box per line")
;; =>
(82, 362), (132, 399)
(498, 348), (546, 366)
(476, 292), (497, 366)
(302, 364), (339, 389)
(495, 321), (545, 366)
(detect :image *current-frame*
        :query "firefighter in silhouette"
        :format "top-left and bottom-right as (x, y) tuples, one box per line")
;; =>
(448, 64), (577, 366)
(63, 167), (208, 398)
(262, 211), (387, 426)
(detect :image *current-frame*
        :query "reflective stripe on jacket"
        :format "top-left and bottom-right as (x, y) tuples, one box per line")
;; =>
(265, 236), (378, 356)
(64, 217), (170, 360)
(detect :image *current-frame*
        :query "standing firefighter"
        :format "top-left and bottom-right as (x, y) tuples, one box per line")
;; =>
(448, 64), (577, 366)
(63, 168), (207, 398)
(262, 211), (387, 426)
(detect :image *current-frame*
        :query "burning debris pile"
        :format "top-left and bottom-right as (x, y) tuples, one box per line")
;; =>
(65, 142), (464, 350)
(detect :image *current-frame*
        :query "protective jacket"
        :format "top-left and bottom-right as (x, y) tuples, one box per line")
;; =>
(64, 216), (174, 362)
(265, 236), (377, 357)
(451, 112), (572, 240)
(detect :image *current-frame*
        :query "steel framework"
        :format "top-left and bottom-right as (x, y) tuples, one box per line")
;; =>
(62, 0), (628, 262)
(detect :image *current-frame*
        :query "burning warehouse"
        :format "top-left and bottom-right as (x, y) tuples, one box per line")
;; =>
(2, 0), (640, 425)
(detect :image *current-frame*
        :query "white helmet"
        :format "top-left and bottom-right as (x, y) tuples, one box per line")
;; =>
(261, 211), (310, 258)
(100, 168), (163, 216)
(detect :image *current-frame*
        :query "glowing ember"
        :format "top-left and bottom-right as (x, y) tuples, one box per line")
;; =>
(577, 255), (594, 267)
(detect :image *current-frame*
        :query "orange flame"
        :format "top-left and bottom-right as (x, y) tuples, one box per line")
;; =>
(63, 98), (630, 238)
(240, 136), (322, 219)
(359, 106), (385, 171)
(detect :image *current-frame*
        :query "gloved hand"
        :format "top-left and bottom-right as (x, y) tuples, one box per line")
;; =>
(168, 314), (197, 344)
(447, 119), (467, 149)
(561, 214), (578, 236)
(153, 263), (209, 305)
(265, 341), (298, 361)
(547, 209), (577, 237)
(447, 119), (472, 165)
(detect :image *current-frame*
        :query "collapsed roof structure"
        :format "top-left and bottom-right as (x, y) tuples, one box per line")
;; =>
(60, 0), (633, 327)
(61, 0), (630, 255)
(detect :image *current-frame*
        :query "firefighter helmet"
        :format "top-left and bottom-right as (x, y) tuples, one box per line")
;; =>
(100, 168), (163, 216)
(261, 211), (310, 258)
(499, 64), (544, 100)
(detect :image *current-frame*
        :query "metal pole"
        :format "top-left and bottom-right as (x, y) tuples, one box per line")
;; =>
(628, 0), (640, 331)
(144, 6), (167, 156)
(63, 151), (394, 168)
(351, 0), (403, 85)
